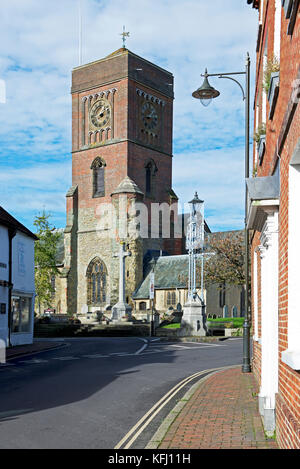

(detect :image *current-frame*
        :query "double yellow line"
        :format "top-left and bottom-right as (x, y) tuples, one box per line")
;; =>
(114, 366), (229, 450)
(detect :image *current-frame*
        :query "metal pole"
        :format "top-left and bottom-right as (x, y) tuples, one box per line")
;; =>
(242, 53), (251, 373)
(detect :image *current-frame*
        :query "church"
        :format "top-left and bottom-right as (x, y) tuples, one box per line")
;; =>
(49, 46), (245, 321)
(54, 46), (183, 316)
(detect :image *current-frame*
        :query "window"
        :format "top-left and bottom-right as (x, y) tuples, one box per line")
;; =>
(146, 164), (151, 194)
(11, 296), (32, 333)
(139, 302), (147, 311)
(167, 291), (176, 306)
(145, 159), (157, 197)
(87, 258), (107, 306)
(219, 283), (226, 308)
(91, 157), (106, 198)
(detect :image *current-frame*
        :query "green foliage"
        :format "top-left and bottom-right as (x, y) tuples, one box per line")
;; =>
(207, 317), (244, 329)
(263, 55), (280, 94)
(34, 211), (61, 312)
(162, 323), (181, 329)
(203, 232), (245, 287)
(253, 123), (266, 144)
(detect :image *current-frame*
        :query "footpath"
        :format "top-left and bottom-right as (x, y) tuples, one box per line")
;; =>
(5, 339), (65, 360)
(147, 366), (279, 450)
(4, 341), (279, 450)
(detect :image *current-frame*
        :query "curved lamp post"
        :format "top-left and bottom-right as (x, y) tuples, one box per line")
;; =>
(192, 54), (251, 373)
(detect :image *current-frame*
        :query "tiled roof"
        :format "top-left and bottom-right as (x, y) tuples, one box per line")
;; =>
(0, 207), (38, 240)
(133, 255), (193, 299)
(111, 176), (144, 196)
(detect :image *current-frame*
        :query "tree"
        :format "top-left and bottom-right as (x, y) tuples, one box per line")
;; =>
(203, 231), (245, 287)
(34, 211), (61, 314)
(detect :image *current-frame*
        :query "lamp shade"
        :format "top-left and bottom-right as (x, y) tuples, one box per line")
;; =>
(192, 69), (220, 106)
(189, 192), (204, 215)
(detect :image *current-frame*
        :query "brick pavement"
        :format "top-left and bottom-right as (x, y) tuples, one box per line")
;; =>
(149, 367), (279, 450)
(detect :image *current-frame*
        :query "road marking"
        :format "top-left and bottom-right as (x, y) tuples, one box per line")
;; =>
(52, 356), (80, 361)
(167, 345), (200, 350)
(19, 359), (49, 364)
(135, 339), (148, 355)
(82, 354), (110, 359)
(114, 367), (228, 450)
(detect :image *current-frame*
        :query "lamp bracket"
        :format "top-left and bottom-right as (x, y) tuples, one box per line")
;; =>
(218, 76), (246, 101)
(200, 70), (246, 101)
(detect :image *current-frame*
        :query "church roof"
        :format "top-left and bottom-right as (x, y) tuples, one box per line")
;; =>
(133, 255), (197, 299)
(111, 176), (144, 196)
(105, 47), (129, 59)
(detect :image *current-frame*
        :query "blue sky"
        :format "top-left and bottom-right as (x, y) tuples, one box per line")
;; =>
(0, 0), (258, 233)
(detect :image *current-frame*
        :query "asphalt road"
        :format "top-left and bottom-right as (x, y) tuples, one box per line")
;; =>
(0, 336), (243, 449)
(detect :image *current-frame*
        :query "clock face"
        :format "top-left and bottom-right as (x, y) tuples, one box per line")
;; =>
(90, 99), (111, 129)
(141, 102), (158, 131)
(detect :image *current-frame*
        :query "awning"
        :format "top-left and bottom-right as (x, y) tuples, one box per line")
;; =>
(246, 176), (280, 231)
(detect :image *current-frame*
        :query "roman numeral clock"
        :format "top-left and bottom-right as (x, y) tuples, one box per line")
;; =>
(89, 98), (111, 130)
(137, 89), (165, 148)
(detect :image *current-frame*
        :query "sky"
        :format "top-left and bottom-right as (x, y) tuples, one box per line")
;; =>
(0, 0), (258, 233)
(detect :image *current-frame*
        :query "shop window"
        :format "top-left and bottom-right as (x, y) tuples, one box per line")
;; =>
(11, 296), (32, 333)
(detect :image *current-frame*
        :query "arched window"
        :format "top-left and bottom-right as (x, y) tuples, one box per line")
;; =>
(139, 301), (147, 311)
(167, 291), (176, 306)
(86, 258), (107, 306)
(145, 159), (157, 197)
(91, 157), (106, 198)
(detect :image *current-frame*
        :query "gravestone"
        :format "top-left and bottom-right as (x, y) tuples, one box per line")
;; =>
(223, 305), (229, 318)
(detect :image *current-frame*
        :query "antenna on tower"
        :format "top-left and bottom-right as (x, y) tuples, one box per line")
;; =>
(78, 0), (83, 65)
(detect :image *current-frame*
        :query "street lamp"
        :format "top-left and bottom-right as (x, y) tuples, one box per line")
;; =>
(187, 193), (204, 301)
(192, 69), (220, 107)
(192, 54), (251, 373)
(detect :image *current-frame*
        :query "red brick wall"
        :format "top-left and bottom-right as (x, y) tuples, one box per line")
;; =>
(251, 0), (300, 448)
(69, 48), (179, 254)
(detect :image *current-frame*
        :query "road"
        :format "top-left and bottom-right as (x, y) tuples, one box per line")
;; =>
(0, 336), (243, 449)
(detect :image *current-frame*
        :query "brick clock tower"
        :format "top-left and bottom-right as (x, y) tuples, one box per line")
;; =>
(61, 48), (180, 315)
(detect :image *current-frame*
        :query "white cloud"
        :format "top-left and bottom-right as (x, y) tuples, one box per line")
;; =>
(0, 0), (258, 232)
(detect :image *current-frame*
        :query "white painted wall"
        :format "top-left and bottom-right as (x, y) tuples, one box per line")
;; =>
(253, 249), (259, 342)
(0, 225), (9, 345)
(259, 210), (279, 434)
(11, 231), (35, 346)
(274, 0), (282, 60)
(282, 164), (300, 370)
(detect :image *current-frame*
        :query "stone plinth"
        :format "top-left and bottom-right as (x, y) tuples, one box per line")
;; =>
(111, 301), (132, 323)
(181, 298), (207, 336)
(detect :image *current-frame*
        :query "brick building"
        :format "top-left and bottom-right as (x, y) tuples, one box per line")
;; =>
(55, 48), (182, 316)
(247, 0), (300, 448)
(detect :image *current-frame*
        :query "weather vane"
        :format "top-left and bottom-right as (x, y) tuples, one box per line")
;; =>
(120, 25), (130, 48)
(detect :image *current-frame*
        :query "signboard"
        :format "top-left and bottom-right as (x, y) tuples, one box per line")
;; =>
(18, 242), (26, 276)
(149, 272), (155, 300)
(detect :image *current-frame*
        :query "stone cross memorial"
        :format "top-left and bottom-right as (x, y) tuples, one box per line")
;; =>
(111, 242), (132, 322)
